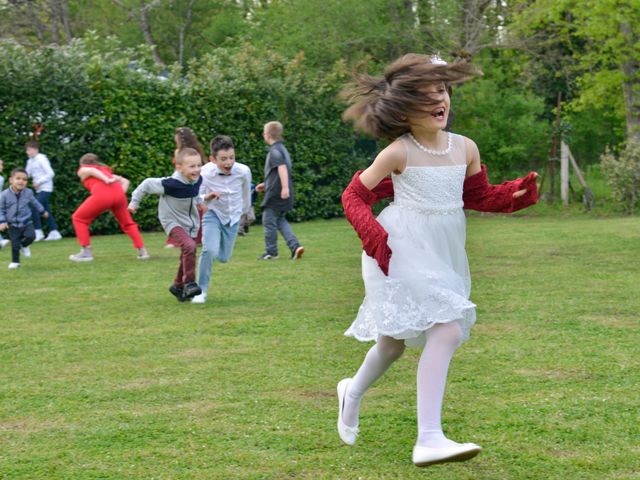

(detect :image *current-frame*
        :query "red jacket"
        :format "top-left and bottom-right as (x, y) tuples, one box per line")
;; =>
(342, 165), (538, 275)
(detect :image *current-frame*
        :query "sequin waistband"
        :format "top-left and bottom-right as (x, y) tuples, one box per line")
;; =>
(390, 200), (463, 215)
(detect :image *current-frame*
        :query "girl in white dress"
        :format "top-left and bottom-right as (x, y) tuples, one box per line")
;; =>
(338, 54), (538, 467)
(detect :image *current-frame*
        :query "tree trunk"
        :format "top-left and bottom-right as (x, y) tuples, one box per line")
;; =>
(620, 22), (640, 144)
(178, 0), (196, 67)
(138, 0), (165, 66)
(59, 0), (73, 42)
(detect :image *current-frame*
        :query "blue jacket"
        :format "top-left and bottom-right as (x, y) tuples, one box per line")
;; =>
(0, 187), (45, 227)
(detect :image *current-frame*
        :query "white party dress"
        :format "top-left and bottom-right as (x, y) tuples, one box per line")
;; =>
(345, 132), (476, 348)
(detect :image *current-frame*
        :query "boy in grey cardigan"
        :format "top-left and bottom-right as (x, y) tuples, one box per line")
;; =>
(0, 167), (48, 269)
(129, 148), (204, 301)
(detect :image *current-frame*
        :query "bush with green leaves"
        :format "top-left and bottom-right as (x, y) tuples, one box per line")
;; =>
(0, 36), (553, 236)
(0, 37), (369, 235)
(600, 141), (640, 214)
(452, 66), (551, 180)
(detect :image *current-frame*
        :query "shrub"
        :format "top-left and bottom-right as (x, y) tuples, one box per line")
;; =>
(0, 37), (369, 235)
(600, 141), (640, 214)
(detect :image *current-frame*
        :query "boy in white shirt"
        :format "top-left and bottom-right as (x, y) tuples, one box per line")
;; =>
(192, 135), (251, 304)
(25, 141), (62, 241)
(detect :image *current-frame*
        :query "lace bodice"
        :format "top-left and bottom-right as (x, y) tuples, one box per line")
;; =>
(390, 133), (467, 215)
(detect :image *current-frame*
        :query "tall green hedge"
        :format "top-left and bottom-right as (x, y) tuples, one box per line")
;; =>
(0, 37), (551, 236)
(0, 37), (370, 235)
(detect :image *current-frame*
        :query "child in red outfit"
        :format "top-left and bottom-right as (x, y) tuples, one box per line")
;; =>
(69, 153), (149, 262)
(337, 54), (538, 468)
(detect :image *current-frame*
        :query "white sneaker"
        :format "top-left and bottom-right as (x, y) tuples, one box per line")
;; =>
(0, 239), (9, 249)
(44, 230), (62, 241)
(8, 262), (20, 269)
(21, 246), (31, 258)
(191, 293), (207, 304)
(69, 249), (94, 262)
(137, 247), (150, 260)
(34, 229), (45, 242)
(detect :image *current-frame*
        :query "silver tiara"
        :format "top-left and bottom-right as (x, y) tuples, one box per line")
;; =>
(429, 55), (447, 65)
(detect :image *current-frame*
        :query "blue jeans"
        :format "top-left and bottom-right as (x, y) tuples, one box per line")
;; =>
(31, 191), (58, 231)
(197, 211), (239, 294)
(262, 207), (299, 256)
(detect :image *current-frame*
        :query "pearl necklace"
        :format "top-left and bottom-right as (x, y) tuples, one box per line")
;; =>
(408, 132), (452, 156)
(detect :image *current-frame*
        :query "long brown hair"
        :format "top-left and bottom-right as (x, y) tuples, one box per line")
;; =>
(79, 153), (107, 166)
(342, 54), (481, 140)
(175, 127), (206, 160)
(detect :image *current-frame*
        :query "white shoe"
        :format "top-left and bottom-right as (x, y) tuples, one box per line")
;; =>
(8, 262), (20, 269)
(21, 246), (31, 258)
(412, 443), (482, 467)
(0, 239), (9, 249)
(137, 247), (150, 260)
(337, 378), (359, 445)
(34, 229), (45, 241)
(191, 293), (207, 304)
(44, 230), (62, 241)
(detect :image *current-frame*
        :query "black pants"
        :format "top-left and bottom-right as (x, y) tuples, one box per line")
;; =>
(8, 224), (35, 263)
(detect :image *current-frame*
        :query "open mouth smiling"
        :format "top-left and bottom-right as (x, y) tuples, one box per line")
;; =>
(431, 107), (446, 119)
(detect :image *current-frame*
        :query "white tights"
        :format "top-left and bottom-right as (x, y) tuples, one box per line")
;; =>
(342, 322), (463, 448)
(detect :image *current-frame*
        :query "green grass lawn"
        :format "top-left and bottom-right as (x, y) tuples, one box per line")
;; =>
(1, 216), (639, 479)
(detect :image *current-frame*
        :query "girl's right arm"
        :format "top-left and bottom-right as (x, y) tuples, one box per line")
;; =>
(341, 141), (405, 276)
(111, 175), (130, 192)
(359, 141), (405, 190)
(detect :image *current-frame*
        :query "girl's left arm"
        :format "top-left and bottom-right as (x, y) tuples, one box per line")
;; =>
(78, 167), (115, 184)
(463, 137), (538, 213)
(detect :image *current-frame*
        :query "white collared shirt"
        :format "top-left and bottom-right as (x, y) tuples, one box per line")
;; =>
(199, 161), (252, 226)
(25, 153), (55, 192)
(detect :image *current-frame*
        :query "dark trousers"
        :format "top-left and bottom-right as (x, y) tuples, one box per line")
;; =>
(31, 191), (58, 231)
(262, 207), (299, 256)
(169, 226), (197, 286)
(8, 224), (35, 263)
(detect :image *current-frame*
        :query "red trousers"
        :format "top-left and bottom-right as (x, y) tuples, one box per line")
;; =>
(169, 226), (197, 286)
(72, 185), (144, 248)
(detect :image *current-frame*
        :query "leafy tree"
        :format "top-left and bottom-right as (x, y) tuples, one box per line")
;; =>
(509, 0), (639, 145)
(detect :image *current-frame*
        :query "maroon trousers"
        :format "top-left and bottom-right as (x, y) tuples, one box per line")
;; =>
(169, 226), (197, 286)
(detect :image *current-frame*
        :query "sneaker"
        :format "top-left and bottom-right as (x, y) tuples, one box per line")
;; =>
(257, 253), (278, 260)
(34, 229), (45, 242)
(291, 246), (305, 260)
(0, 239), (9, 249)
(69, 248), (93, 262)
(21, 246), (31, 258)
(191, 293), (207, 304)
(137, 247), (150, 260)
(169, 284), (187, 302)
(8, 262), (20, 269)
(164, 242), (177, 249)
(182, 282), (202, 301)
(44, 230), (62, 241)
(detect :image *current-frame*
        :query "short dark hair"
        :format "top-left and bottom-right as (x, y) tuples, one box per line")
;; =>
(25, 140), (40, 150)
(210, 135), (235, 157)
(10, 167), (28, 177)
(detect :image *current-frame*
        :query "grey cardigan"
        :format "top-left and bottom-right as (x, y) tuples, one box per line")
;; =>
(129, 171), (203, 237)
